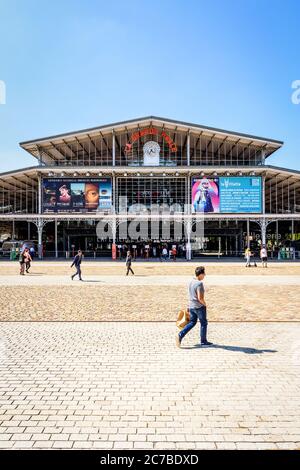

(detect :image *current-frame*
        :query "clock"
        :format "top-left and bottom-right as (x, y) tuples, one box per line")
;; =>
(143, 141), (160, 166)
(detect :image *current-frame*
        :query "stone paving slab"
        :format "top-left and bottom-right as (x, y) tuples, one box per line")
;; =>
(0, 322), (299, 450)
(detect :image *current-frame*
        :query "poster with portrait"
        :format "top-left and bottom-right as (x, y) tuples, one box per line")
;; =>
(42, 178), (112, 213)
(191, 177), (220, 213)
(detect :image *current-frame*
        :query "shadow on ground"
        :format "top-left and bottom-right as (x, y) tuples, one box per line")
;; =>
(183, 344), (277, 354)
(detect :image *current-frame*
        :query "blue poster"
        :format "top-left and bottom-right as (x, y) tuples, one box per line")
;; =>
(219, 177), (262, 213)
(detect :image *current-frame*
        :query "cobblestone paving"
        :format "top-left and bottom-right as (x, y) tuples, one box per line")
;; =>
(0, 322), (300, 450)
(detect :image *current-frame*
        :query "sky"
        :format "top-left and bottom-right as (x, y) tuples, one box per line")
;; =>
(0, 0), (299, 172)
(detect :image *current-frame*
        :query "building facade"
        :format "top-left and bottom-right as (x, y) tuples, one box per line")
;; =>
(0, 116), (300, 259)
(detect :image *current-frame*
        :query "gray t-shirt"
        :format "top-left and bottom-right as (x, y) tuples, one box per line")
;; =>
(188, 278), (205, 309)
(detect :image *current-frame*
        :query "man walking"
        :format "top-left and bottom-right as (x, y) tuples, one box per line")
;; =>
(260, 244), (268, 268)
(71, 250), (83, 281)
(19, 249), (26, 275)
(24, 247), (32, 273)
(176, 266), (213, 348)
(125, 250), (134, 275)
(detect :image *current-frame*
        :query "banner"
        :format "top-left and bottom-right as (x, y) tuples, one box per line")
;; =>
(192, 176), (262, 214)
(42, 178), (112, 213)
(219, 176), (262, 213)
(192, 178), (220, 213)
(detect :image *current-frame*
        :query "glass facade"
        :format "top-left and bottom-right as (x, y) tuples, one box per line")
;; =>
(116, 177), (186, 212)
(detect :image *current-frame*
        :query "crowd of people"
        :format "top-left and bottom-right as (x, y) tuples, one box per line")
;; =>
(116, 243), (182, 261)
(16, 243), (291, 280)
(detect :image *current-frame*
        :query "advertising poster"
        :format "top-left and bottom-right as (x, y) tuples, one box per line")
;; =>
(192, 177), (220, 213)
(192, 176), (262, 214)
(98, 179), (113, 210)
(219, 176), (262, 213)
(43, 178), (112, 213)
(112, 243), (117, 260)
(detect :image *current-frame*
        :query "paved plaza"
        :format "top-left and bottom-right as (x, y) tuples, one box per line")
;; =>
(0, 322), (300, 450)
(0, 261), (300, 321)
(0, 262), (299, 450)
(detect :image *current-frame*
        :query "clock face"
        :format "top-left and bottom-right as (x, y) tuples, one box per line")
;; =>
(143, 141), (160, 158)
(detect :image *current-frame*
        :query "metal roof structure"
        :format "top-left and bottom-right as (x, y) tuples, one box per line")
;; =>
(19, 116), (283, 164)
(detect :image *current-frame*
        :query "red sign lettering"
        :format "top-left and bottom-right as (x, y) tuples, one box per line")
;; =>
(124, 128), (177, 154)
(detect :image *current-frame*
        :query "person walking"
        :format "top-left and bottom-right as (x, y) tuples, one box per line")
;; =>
(24, 248), (32, 273)
(19, 249), (26, 275)
(125, 250), (134, 275)
(176, 266), (213, 348)
(162, 246), (168, 261)
(260, 245), (268, 268)
(71, 250), (83, 281)
(245, 247), (251, 267)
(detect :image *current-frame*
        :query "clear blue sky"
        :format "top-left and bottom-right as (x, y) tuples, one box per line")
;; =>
(0, 0), (299, 172)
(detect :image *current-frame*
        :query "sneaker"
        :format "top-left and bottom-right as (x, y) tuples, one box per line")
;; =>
(201, 341), (213, 346)
(175, 334), (182, 348)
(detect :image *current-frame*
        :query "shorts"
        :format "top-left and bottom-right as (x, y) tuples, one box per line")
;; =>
(262, 257), (267, 262)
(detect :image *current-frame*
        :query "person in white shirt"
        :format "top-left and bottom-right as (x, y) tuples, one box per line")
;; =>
(260, 245), (268, 268)
(162, 247), (168, 261)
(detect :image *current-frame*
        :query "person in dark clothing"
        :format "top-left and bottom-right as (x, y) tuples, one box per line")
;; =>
(125, 251), (134, 275)
(19, 250), (26, 275)
(71, 250), (83, 281)
(24, 248), (32, 273)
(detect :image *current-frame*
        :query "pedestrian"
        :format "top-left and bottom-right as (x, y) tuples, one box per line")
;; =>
(29, 246), (35, 259)
(162, 246), (168, 261)
(24, 248), (32, 273)
(245, 247), (251, 267)
(171, 246), (177, 261)
(19, 249), (26, 275)
(176, 266), (213, 348)
(260, 244), (268, 268)
(125, 250), (134, 275)
(71, 250), (83, 281)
